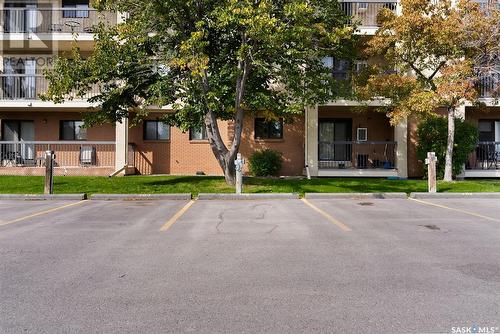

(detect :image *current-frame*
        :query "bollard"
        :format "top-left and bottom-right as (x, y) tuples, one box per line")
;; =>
(44, 150), (55, 195)
(425, 152), (437, 193)
(234, 153), (245, 195)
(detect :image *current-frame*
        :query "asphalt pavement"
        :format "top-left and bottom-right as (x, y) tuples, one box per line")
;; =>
(0, 197), (499, 333)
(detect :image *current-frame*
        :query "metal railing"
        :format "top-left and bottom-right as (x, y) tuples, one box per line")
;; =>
(476, 74), (500, 98)
(319, 141), (397, 169)
(1, 8), (116, 34)
(0, 141), (115, 168)
(0, 74), (99, 100)
(466, 142), (500, 170)
(341, 1), (397, 27)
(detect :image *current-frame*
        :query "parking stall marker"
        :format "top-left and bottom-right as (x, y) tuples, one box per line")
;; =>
(301, 198), (352, 232)
(409, 198), (500, 223)
(160, 200), (196, 232)
(0, 200), (87, 227)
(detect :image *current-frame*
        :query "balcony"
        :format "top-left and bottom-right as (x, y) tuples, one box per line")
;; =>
(319, 140), (397, 170)
(466, 142), (500, 170)
(0, 74), (99, 101)
(476, 74), (500, 99)
(340, 1), (397, 28)
(0, 141), (116, 175)
(0, 8), (116, 34)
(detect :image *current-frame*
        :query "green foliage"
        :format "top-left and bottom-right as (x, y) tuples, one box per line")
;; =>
(248, 149), (283, 177)
(417, 116), (478, 178)
(44, 0), (355, 128)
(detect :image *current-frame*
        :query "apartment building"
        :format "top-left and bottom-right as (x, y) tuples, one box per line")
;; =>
(0, 0), (499, 178)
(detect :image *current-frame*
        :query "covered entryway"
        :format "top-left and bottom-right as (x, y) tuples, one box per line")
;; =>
(306, 104), (408, 178)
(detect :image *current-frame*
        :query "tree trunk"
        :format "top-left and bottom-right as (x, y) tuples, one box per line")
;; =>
(203, 109), (239, 186)
(222, 151), (237, 185)
(443, 107), (455, 182)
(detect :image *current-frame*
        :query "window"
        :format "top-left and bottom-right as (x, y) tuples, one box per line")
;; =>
(144, 120), (170, 140)
(357, 128), (368, 142)
(254, 118), (284, 140)
(323, 57), (350, 81)
(189, 126), (208, 140)
(60, 120), (86, 140)
(62, 0), (90, 18)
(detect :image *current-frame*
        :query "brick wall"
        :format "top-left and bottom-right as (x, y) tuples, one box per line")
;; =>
(239, 115), (305, 176)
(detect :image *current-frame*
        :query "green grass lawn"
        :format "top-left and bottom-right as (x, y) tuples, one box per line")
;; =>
(1, 175), (500, 196)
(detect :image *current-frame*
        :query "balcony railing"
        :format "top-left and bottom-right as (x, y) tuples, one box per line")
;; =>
(1, 8), (116, 34)
(0, 141), (116, 168)
(466, 142), (500, 170)
(476, 74), (500, 98)
(318, 141), (397, 169)
(341, 1), (397, 27)
(0, 74), (99, 101)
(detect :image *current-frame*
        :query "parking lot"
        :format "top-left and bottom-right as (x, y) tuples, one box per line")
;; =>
(1, 196), (499, 333)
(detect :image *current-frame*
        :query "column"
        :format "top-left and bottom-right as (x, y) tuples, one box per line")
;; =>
(305, 106), (319, 177)
(394, 118), (408, 179)
(115, 117), (129, 173)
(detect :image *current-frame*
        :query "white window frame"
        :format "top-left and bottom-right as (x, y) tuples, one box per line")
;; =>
(357, 128), (368, 142)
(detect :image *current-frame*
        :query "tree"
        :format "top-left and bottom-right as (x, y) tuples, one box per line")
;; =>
(355, 0), (499, 181)
(43, 0), (355, 184)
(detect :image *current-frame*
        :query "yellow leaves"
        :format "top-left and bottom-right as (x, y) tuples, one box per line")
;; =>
(435, 61), (477, 104)
(172, 30), (209, 77)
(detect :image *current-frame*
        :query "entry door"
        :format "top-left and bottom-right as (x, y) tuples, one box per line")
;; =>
(479, 120), (500, 153)
(2, 120), (35, 161)
(318, 120), (352, 161)
(23, 59), (37, 99)
(4, 2), (37, 33)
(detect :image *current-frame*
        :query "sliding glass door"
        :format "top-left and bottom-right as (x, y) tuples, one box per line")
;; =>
(318, 119), (352, 161)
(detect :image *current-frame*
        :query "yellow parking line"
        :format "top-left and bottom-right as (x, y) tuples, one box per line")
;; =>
(301, 198), (352, 232)
(0, 200), (86, 227)
(408, 198), (500, 223)
(160, 200), (196, 232)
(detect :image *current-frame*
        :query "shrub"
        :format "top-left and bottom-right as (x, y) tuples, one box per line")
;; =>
(248, 149), (283, 177)
(417, 115), (478, 179)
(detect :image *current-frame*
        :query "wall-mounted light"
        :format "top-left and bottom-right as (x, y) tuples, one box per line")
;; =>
(42, 119), (48, 124)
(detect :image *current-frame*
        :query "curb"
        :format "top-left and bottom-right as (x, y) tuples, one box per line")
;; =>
(409, 192), (500, 199)
(197, 193), (300, 200)
(90, 194), (192, 201)
(304, 193), (408, 199)
(0, 194), (87, 200)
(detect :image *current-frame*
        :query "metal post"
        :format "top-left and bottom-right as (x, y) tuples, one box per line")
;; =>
(234, 153), (245, 195)
(425, 152), (437, 193)
(44, 150), (55, 195)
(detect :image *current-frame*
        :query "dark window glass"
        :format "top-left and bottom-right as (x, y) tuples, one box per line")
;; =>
(60, 120), (86, 140)
(189, 126), (208, 140)
(144, 121), (170, 140)
(254, 118), (283, 140)
(62, 0), (89, 18)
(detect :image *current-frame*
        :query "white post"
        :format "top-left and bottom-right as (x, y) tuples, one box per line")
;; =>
(425, 152), (438, 193)
(234, 153), (245, 195)
(115, 117), (129, 174)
